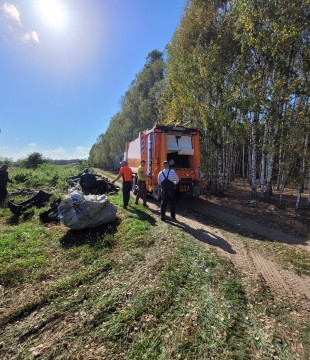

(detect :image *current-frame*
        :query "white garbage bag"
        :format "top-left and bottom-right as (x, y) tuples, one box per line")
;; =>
(58, 193), (117, 230)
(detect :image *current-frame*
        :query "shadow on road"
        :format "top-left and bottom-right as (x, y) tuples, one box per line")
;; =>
(177, 197), (309, 248)
(147, 202), (236, 254)
(167, 218), (236, 254)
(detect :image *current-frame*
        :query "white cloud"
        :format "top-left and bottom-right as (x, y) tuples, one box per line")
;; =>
(42, 147), (67, 159)
(21, 30), (40, 44)
(2, 3), (22, 25)
(28, 143), (37, 148)
(42, 146), (89, 160)
(0, 145), (88, 161)
(74, 146), (88, 156)
(2, 3), (40, 44)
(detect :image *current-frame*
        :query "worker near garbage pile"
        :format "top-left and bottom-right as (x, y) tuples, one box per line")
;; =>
(112, 160), (133, 209)
(158, 160), (179, 221)
(135, 159), (148, 207)
(0, 164), (13, 207)
(79, 168), (97, 195)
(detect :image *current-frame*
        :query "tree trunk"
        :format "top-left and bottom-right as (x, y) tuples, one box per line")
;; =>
(251, 113), (258, 199)
(296, 189), (301, 210)
(266, 147), (275, 201)
(296, 133), (309, 210)
(260, 120), (268, 200)
(242, 143), (245, 181)
(279, 169), (287, 205)
(307, 169), (310, 207)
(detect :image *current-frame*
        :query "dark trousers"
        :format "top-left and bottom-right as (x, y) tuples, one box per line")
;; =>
(122, 181), (132, 207)
(160, 188), (176, 219)
(0, 185), (8, 207)
(135, 180), (147, 205)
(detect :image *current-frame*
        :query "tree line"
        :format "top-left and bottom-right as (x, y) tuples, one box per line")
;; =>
(89, 0), (309, 208)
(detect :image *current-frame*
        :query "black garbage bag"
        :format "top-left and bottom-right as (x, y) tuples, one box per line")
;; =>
(8, 190), (53, 215)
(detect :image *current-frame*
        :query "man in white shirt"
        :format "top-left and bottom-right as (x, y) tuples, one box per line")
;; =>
(158, 161), (179, 221)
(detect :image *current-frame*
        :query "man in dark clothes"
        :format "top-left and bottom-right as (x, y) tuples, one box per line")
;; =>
(158, 161), (179, 221)
(79, 169), (97, 195)
(0, 164), (13, 207)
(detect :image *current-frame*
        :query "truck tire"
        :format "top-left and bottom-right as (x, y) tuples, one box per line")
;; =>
(154, 189), (161, 201)
(132, 175), (138, 195)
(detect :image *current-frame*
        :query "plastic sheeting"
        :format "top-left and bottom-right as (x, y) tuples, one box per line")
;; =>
(58, 191), (117, 230)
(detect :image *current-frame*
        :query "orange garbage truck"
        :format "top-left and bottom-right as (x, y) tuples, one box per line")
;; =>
(125, 124), (205, 200)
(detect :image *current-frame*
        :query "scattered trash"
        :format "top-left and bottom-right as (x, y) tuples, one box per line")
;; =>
(6, 172), (119, 226)
(39, 199), (62, 223)
(69, 171), (119, 195)
(8, 190), (52, 215)
(227, 305), (234, 313)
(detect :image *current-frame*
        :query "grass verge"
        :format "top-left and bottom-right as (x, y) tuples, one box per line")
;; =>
(0, 190), (309, 359)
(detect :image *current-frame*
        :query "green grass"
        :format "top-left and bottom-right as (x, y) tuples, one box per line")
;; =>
(0, 165), (308, 359)
(270, 244), (310, 276)
(9, 163), (86, 191)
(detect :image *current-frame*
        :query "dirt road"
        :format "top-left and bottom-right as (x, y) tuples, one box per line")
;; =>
(145, 196), (310, 312)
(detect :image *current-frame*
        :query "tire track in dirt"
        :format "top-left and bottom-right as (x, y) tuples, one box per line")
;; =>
(147, 199), (310, 311)
(251, 251), (310, 309)
(178, 212), (310, 311)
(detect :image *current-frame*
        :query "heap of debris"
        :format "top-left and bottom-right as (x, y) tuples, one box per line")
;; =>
(69, 171), (119, 195)
(8, 190), (52, 215)
(7, 172), (119, 228)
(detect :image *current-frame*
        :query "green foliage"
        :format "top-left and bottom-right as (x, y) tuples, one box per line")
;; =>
(89, 0), (309, 197)
(161, 0), (309, 195)
(9, 163), (83, 191)
(22, 152), (47, 169)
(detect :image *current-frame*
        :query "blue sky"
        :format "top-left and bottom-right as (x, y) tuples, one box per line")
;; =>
(0, 0), (185, 161)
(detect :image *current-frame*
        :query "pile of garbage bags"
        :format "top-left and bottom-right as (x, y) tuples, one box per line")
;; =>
(58, 191), (117, 230)
(7, 173), (119, 229)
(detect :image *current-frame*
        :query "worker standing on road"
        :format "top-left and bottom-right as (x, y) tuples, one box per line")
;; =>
(112, 160), (133, 209)
(158, 161), (179, 221)
(0, 164), (13, 207)
(135, 160), (148, 207)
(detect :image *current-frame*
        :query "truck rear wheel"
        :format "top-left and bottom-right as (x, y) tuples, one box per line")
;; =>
(155, 193), (161, 201)
(132, 175), (138, 195)
(153, 189), (161, 201)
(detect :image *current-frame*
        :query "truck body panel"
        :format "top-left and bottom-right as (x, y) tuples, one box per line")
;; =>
(126, 124), (205, 198)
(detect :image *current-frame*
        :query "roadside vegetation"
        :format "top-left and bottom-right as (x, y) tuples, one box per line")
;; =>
(0, 164), (309, 359)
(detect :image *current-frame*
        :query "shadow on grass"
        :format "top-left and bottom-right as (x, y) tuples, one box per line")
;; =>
(60, 218), (121, 249)
(126, 205), (157, 226)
